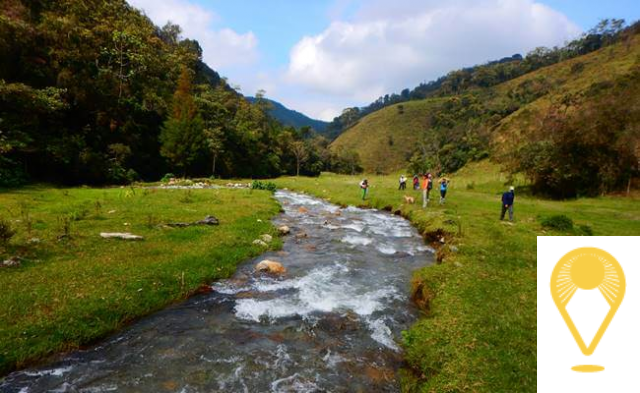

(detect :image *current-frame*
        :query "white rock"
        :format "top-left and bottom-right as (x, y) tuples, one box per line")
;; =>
(260, 234), (273, 243)
(278, 225), (290, 235)
(255, 260), (286, 275)
(100, 232), (144, 240)
(252, 239), (268, 247)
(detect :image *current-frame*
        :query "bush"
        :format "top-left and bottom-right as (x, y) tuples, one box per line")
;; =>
(0, 157), (27, 188)
(540, 215), (574, 231)
(0, 218), (16, 246)
(251, 180), (277, 192)
(161, 173), (175, 182)
(577, 224), (594, 236)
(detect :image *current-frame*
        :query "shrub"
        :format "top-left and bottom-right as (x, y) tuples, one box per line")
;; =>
(0, 218), (16, 246)
(251, 180), (277, 192)
(540, 215), (574, 231)
(161, 173), (175, 182)
(577, 224), (594, 236)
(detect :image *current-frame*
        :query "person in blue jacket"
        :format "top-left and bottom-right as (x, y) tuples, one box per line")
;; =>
(501, 186), (515, 221)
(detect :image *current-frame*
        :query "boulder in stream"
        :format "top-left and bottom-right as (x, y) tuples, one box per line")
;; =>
(278, 225), (290, 235)
(255, 259), (287, 275)
(298, 207), (308, 214)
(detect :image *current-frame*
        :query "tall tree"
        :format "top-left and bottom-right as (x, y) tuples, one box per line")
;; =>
(159, 67), (204, 174)
(291, 141), (308, 177)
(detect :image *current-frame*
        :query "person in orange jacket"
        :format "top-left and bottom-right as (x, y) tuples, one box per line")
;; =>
(421, 173), (432, 208)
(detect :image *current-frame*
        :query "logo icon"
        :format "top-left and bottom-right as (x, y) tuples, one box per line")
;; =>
(550, 247), (625, 372)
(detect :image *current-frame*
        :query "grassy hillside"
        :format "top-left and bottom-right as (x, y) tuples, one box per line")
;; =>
(331, 34), (640, 174)
(0, 186), (280, 375)
(271, 162), (640, 392)
(330, 98), (444, 173)
(493, 34), (640, 147)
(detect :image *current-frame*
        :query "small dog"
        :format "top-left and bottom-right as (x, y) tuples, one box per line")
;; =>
(403, 195), (415, 204)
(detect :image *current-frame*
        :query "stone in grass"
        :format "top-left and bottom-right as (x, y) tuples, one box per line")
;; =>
(278, 225), (290, 235)
(100, 232), (144, 240)
(166, 215), (219, 228)
(252, 239), (268, 247)
(1, 256), (22, 268)
(260, 234), (273, 243)
(255, 260), (286, 275)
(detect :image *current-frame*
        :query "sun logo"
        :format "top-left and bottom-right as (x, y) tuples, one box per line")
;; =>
(550, 247), (625, 372)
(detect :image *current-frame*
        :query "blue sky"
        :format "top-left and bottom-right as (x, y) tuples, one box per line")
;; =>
(129, 0), (640, 120)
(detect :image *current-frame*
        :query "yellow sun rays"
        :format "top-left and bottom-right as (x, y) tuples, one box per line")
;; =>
(598, 258), (620, 306)
(555, 260), (578, 305)
(553, 254), (620, 306)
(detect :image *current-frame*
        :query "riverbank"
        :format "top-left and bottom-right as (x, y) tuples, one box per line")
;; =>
(0, 186), (281, 375)
(271, 161), (640, 392)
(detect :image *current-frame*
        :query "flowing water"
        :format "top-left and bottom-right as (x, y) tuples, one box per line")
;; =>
(1, 191), (434, 393)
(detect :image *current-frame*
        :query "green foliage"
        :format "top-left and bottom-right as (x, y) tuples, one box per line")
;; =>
(505, 68), (640, 197)
(161, 173), (175, 182)
(578, 224), (594, 236)
(0, 217), (15, 246)
(251, 180), (277, 192)
(540, 214), (574, 231)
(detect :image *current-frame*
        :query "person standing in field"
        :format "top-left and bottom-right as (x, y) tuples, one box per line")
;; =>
(360, 179), (369, 200)
(421, 174), (431, 208)
(501, 186), (515, 221)
(439, 176), (449, 205)
(412, 175), (420, 190)
(399, 175), (407, 190)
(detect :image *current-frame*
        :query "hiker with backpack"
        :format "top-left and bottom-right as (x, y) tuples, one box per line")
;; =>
(439, 176), (449, 205)
(399, 175), (407, 190)
(360, 179), (369, 200)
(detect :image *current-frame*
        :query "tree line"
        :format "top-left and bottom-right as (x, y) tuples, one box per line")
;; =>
(326, 19), (637, 137)
(0, 0), (361, 186)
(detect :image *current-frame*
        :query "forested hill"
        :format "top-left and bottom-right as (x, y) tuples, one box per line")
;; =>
(246, 97), (328, 134)
(331, 22), (640, 197)
(0, 0), (358, 185)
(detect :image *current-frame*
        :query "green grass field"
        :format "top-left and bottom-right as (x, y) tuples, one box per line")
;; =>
(272, 161), (640, 392)
(0, 185), (281, 375)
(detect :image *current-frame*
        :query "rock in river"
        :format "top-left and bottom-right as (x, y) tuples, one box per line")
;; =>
(278, 225), (291, 235)
(255, 260), (287, 275)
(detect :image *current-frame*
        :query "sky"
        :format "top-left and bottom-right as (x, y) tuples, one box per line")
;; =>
(127, 0), (640, 121)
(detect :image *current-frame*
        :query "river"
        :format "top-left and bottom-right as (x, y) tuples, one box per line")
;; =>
(0, 190), (434, 392)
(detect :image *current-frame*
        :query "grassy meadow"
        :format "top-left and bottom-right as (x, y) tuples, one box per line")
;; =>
(272, 161), (640, 392)
(0, 185), (281, 375)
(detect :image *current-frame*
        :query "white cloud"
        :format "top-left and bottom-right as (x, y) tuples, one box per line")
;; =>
(285, 0), (582, 105)
(128, 0), (258, 69)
